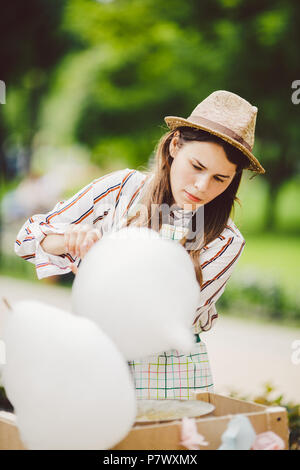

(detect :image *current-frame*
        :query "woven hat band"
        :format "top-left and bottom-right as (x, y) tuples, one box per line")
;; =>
(186, 115), (252, 152)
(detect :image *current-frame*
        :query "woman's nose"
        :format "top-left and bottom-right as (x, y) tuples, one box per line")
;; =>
(194, 175), (210, 193)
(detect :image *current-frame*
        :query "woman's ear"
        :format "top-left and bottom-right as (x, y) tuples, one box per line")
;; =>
(169, 131), (180, 159)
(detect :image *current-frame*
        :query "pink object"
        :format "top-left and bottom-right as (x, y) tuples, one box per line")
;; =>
(251, 431), (285, 450)
(180, 417), (209, 450)
(70, 263), (78, 275)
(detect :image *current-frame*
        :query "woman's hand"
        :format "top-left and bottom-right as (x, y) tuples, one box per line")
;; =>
(64, 224), (102, 260)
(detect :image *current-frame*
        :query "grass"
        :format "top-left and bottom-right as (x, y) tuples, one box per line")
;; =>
(0, 253), (74, 288)
(236, 232), (300, 300)
(234, 174), (300, 235)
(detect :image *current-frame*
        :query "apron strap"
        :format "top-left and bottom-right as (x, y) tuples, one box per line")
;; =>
(194, 333), (201, 343)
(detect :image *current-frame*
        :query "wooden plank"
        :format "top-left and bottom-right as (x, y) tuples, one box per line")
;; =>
(0, 412), (25, 450)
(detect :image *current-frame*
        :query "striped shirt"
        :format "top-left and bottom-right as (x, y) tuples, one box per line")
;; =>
(14, 167), (245, 335)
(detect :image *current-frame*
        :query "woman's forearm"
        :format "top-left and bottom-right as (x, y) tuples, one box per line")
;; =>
(40, 234), (66, 256)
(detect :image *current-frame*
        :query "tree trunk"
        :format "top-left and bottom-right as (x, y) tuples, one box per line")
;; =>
(264, 182), (281, 232)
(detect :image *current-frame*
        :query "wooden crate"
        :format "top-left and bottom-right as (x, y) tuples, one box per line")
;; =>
(0, 392), (289, 450)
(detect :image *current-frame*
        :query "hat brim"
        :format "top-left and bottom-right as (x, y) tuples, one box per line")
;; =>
(164, 116), (265, 174)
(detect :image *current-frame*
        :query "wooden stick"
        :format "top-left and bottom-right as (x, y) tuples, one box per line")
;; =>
(2, 297), (12, 311)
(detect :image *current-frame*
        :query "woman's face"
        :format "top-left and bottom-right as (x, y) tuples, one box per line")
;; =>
(169, 132), (237, 210)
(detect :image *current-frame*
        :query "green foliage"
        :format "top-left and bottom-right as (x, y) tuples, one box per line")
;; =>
(38, 46), (121, 146)
(218, 269), (300, 327)
(236, 234), (300, 298)
(234, 172), (269, 234)
(229, 382), (300, 450)
(275, 177), (300, 233)
(46, 0), (227, 168)
(216, 232), (300, 328)
(0, 253), (39, 283)
(0, 253), (74, 288)
(218, 232), (300, 326)
(255, 7), (290, 47)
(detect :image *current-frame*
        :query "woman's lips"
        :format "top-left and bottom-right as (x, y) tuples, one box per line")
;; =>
(184, 190), (202, 202)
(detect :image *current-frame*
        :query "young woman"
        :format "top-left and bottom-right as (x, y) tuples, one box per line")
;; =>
(15, 90), (265, 400)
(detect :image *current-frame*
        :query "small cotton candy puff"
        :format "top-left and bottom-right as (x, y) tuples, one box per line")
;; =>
(180, 417), (209, 450)
(251, 431), (285, 450)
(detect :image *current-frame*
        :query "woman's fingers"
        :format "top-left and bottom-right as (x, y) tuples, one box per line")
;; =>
(66, 229), (78, 258)
(64, 224), (79, 258)
(64, 224), (102, 259)
(80, 229), (102, 259)
(70, 263), (78, 275)
(80, 240), (92, 259)
(75, 225), (90, 258)
(64, 231), (71, 256)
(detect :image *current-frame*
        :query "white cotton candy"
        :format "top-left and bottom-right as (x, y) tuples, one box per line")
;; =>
(72, 227), (200, 360)
(2, 300), (136, 450)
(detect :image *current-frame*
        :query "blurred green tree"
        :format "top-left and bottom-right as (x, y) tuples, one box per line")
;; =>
(39, 0), (225, 168)
(0, 0), (76, 180)
(0, 0), (75, 260)
(207, 0), (300, 230)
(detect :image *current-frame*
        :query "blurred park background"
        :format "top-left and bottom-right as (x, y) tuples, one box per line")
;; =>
(0, 0), (300, 447)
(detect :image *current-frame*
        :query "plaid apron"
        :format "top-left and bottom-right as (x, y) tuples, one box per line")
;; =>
(127, 221), (214, 400)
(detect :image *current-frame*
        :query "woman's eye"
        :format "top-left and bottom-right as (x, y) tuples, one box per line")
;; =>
(192, 163), (224, 183)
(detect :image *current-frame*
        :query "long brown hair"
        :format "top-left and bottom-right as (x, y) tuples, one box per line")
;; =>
(124, 126), (250, 287)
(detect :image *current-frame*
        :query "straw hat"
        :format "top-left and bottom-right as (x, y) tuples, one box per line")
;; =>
(164, 90), (265, 174)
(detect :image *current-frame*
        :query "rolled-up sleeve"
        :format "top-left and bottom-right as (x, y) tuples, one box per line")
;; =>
(14, 168), (132, 279)
(193, 234), (245, 333)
